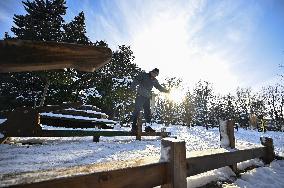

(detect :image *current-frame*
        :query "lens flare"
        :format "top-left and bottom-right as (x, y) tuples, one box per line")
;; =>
(166, 88), (185, 104)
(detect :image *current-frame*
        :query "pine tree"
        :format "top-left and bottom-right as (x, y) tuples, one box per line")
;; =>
(12, 0), (67, 41)
(63, 11), (90, 44)
(1, 0), (75, 108)
(88, 45), (142, 120)
(180, 91), (194, 126)
(193, 80), (213, 129)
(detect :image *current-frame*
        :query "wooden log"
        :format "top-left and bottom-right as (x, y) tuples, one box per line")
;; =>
(161, 138), (187, 188)
(136, 112), (142, 141)
(40, 115), (114, 129)
(37, 102), (83, 112)
(219, 120), (236, 173)
(160, 128), (168, 139)
(93, 136), (100, 142)
(52, 109), (108, 119)
(260, 137), (275, 164)
(227, 120), (237, 172)
(227, 120), (235, 148)
(7, 162), (168, 188)
(186, 147), (265, 176)
(1, 107), (42, 137)
(0, 40), (112, 73)
(41, 130), (133, 137)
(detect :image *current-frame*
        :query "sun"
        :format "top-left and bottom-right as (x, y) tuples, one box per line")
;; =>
(166, 88), (185, 104)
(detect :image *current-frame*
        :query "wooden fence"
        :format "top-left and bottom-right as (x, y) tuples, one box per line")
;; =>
(6, 136), (275, 188)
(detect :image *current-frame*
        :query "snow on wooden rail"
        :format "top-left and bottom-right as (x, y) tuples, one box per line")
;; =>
(4, 137), (275, 188)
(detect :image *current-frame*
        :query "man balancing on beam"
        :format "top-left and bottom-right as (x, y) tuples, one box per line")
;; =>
(130, 68), (170, 133)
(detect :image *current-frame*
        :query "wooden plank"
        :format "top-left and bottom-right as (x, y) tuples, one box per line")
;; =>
(136, 112), (142, 141)
(161, 139), (187, 188)
(41, 130), (133, 137)
(40, 116), (114, 129)
(186, 147), (265, 176)
(9, 162), (168, 188)
(37, 102), (83, 112)
(1, 107), (42, 137)
(227, 120), (235, 148)
(260, 137), (275, 164)
(227, 120), (237, 172)
(40, 130), (170, 137)
(52, 109), (107, 119)
(3, 129), (170, 137)
(141, 132), (171, 137)
(0, 40), (112, 73)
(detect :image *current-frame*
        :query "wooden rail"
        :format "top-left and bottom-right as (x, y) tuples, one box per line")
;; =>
(186, 147), (265, 176)
(3, 137), (275, 188)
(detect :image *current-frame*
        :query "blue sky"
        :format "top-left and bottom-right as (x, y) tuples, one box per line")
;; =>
(0, 0), (284, 94)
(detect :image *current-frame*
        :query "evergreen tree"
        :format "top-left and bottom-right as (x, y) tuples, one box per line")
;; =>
(263, 85), (284, 131)
(180, 90), (194, 126)
(12, 0), (67, 41)
(2, 0), (92, 108)
(87, 45), (142, 120)
(235, 87), (252, 129)
(193, 80), (213, 129)
(63, 11), (90, 44)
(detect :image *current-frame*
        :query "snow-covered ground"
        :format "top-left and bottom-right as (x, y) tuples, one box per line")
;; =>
(0, 122), (283, 187)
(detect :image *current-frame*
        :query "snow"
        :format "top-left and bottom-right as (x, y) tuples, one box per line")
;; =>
(0, 122), (284, 187)
(65, 108), (107, 116)
(224, 160), (284, 188)
(40, 112), (116, 124)
(187, 166), (235, 188)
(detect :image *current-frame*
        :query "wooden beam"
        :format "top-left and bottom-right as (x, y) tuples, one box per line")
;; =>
(227, 120), (237, 172)
(37, 102), (83, 112)
(161, 139), (187, 188)
(260, 137), (275, 164)
(136, 112), (142, 141)
(227, 120), (235, 148)
(40, 130), (170, 137)
(40, 116), (114, 129)
(186, 147), (265, 176)
(0, 40), (112, 73)
(9, 162), (168, 188)
(41, 130), (133, 137)
(51, 109), (107, 119)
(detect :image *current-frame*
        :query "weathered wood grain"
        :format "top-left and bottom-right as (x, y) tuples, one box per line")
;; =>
(0, 40), (112, 73)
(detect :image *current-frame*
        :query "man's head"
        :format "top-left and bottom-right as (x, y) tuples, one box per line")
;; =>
(150, 68), (159, 78)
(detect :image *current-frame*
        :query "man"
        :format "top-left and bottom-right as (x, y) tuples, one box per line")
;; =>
(130, 68), (169, 133)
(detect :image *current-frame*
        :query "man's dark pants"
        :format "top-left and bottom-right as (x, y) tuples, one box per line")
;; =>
(131, 95), (151, 131)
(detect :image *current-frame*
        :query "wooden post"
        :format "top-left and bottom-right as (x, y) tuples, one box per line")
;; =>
(136, 112), (142, 141)
(161, 138), (187, 188)
(260, 137), (275, 164)
(227, 120), (235, 148)
(220, 120), (236, 173)
(161, 128), (167, 139)
(93, 136), (100, 142)
(227, 120), (237, 172)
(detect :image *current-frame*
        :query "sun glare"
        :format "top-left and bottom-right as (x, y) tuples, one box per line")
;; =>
(166, 88), (185, 104)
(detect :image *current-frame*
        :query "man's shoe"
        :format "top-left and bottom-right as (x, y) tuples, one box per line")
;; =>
(145, 126), (156, 133)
